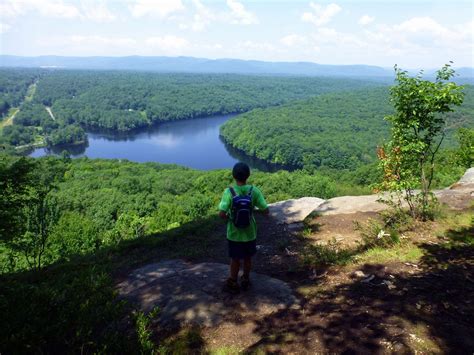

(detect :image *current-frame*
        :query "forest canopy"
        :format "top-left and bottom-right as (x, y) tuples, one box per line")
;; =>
(220, 85), (474, 170)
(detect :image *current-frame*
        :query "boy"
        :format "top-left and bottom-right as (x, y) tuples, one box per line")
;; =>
(218, 162), (269, 293)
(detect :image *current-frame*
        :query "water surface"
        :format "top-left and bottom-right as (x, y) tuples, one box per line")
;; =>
(30, 114), (287, 172)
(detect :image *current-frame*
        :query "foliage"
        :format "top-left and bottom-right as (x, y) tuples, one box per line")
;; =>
(0, 263), (131, 353)
(0, 68), (39, 117)
(456, 127), (474, 167)
(378, 64), (465, 220)
(135, 307), (160, 354)
(221, 86), (474, 171)
(33, 71), (380, 130)
(354, 218), (400, 249)
(302, 238), (355, 267)
(0, 155), (344, 272)
(0, 68), (383, 149)
(0, 156), (34, 242)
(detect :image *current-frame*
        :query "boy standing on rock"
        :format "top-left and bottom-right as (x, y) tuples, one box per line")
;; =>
(218, 162), (269, 293)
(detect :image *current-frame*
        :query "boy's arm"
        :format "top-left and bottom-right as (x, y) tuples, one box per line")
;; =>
(253, 187), (269, 216)
(218, 189), (231, 220)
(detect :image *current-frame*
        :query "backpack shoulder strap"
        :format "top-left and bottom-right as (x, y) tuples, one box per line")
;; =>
(229, 187), (236, 197)
(247, 186), (254, 196)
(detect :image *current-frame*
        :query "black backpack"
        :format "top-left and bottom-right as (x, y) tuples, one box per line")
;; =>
(229, 186), (253, 228)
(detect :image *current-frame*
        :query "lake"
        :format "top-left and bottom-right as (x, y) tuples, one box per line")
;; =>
(30, 114), (287, 172)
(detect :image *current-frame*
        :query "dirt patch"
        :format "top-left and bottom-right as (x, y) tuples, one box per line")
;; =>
(304, 211), (380, 247)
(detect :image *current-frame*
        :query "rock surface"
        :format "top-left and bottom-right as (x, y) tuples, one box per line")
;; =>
(269, 197), (325, 224)
(117, 260), (298, 327)
(435, 168), (474, 209)
(454, 167), (474, 187)
(315, 194), (387, 216)
(272, 168), (473, 219)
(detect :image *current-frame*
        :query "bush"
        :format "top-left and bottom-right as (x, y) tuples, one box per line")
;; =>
(354, 218), (400, 249)
(302, 238), (354, 266)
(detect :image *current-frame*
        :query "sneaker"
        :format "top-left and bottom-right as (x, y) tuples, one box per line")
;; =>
(223, 277), (240, 294)
(240, 275), (251, 291)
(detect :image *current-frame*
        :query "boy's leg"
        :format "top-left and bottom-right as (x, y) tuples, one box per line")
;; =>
(243, 257), (251, 278)
(224, 258), (241, 294)
(230, 258), (240, 280)
(240, 257), (252, 290)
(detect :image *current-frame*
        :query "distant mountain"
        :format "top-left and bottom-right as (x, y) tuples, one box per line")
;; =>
(0, 55), (395, 77)
(455, 67), (474, 78)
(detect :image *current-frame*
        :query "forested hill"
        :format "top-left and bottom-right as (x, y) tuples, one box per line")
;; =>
(1, 55), (394, 77)
(0, 68), (385, 148)
(220, 85), (474, 170)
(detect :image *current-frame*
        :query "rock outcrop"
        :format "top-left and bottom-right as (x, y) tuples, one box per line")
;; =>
(268, 168), (473, 224)
(118, 168), (472, 327)
(117, 260), (298, 327)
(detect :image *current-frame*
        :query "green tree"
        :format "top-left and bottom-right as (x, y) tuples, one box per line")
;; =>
(456, 127), (474, 168)
(14, 193), (59, 270)
(379, 63), (464, 219)
(0, 155), (34, 243)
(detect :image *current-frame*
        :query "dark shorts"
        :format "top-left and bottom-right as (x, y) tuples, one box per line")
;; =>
(228, 239), (257, 259)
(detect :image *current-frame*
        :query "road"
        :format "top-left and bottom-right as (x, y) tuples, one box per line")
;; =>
(45, 107), (56, 121)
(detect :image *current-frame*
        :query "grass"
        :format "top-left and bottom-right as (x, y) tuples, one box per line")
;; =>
(301, 238), (356, 267)
(0, 108), (18, 131)
(160, 327), (205, 354)
(24, 82), (37, 102)
(354, 243), (423, 264)
(209, 346), (244, 355)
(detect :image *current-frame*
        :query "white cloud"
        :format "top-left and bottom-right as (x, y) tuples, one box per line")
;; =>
(0, 0), (117, 22)
(302, 2), (341, 26)
(145, 35), (190, 50)
(186, 0), (216, 31)
(129, 0), (185, 18)
(0, 22), (12, 34)
(358, 15), (374, 26)
(312, 27), (366, 48)
(227, 0), (258, 25)
(0, 0), (81, 19)
(180, 0), (258, 31)
(81, 0), (116, 22)
(280, 34), (307, 47)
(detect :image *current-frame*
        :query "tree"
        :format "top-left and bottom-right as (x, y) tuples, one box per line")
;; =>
(15, 192), (59, 270)
(0, 155), (34, 243)
(378, 63), (465, 219)
(1, 156), (65, 270)
(456, 128), (474, 168)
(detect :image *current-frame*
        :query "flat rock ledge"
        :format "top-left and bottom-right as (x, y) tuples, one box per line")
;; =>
(117, 260), (298, 327)
(268, 168), (473, 223)
(269, 197), (325, 224)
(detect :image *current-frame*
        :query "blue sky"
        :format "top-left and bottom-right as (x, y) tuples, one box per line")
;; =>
(1, 0), (472, 68)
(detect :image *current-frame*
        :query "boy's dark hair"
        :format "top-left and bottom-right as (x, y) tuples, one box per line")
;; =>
(232, 162), (250, 182)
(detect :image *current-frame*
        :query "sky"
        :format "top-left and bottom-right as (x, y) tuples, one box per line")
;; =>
(0, 0), (473, 69)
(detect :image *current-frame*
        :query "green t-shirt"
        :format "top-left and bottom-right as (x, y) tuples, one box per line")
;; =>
(218, 184), (268, 242)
